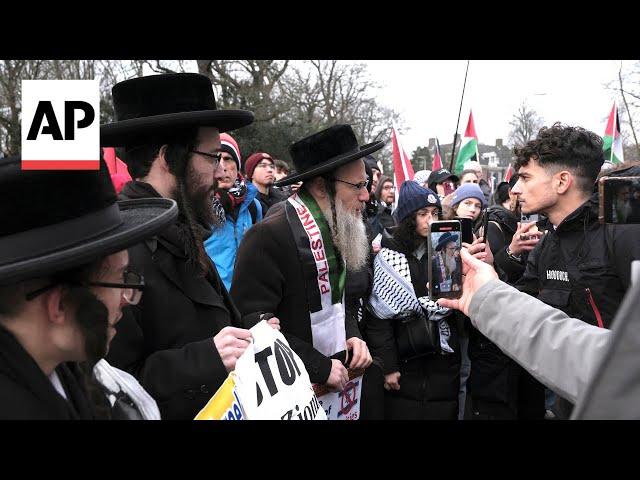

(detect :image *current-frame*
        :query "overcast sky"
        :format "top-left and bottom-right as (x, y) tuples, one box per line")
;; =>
(361, 60), (630, 154)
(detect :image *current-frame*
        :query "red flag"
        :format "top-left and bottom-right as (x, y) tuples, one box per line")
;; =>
(102, 147), (132, 194)
(504, 163), (514, 182)
(432, 137), (443, 171)
(391, 126), (415, 204)
(464, 110), (478, 138)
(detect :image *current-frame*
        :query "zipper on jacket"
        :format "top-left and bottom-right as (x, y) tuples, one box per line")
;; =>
(585, 288), (604, 328)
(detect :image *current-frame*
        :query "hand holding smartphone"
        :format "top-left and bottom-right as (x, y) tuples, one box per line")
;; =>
(428, 220), (463, 299)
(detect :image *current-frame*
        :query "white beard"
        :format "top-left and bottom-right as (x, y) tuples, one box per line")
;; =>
(445, 253), (458, 273)
(321, 198), (369, 272)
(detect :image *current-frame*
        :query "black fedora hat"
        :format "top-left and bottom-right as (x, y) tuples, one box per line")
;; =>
(0, 155), (178, 285)
(275, 124), (384, 187)
(436, 232), (459, 251)
(101, 73), (254, 147)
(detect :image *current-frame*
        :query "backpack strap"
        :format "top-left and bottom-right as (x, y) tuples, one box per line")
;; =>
(248, 198), (263, 224)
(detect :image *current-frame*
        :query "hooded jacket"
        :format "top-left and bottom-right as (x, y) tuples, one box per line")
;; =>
(204, 182), (262, 291)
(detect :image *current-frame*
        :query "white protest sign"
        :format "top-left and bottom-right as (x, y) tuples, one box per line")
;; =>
(233, 321), (326, 420)
(314, 371), (364, 420)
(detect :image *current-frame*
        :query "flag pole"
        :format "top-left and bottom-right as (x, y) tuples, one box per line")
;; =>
(449, 60), (470, 172)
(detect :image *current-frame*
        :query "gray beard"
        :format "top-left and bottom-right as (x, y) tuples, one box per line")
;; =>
(445, 253), (457, 272)
(320, 197), (369, 272)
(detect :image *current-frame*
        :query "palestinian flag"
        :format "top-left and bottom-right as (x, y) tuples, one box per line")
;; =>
(391, 126), (415, 205)
(432, 137), (443, 171)
(603, 103), (624, 164)
(454, 110), (480, 174)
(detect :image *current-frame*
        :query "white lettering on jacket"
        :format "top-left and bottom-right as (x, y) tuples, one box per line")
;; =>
(546, 270), (569, 282)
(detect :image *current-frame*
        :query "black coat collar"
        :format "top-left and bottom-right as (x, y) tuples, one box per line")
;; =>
(0, 325), (93, 419)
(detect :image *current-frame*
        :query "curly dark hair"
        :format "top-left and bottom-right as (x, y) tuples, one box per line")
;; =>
(513, 123), (604, 194)
(393, 207), (441, 253)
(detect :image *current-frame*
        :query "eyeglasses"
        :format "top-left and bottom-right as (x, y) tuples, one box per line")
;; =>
(190, 150), (222, 168)
(25, 270), (146, 305)
(331, 176), (370, 191)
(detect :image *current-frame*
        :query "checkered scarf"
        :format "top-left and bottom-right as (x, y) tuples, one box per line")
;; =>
(368, 247), (453, 353)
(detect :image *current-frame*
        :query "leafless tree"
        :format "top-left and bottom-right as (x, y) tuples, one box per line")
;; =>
(508, 101), (544, 148)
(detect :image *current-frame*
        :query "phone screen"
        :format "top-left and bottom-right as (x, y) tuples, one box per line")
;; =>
(600, 177), (640, 224)
(429, 222), (463, 299)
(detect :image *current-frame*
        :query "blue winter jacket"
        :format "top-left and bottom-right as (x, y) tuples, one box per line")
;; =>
(204, 183), (263, 291)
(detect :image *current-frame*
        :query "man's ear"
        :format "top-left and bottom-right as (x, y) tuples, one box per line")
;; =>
(45, 286), (68, 326)
(307, 177), (328, 200)
(556, 170), (573, 195)
(157, 145), (171, 174)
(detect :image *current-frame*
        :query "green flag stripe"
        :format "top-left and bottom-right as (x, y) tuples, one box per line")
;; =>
(298, 190), (345, 303)
(455, 138), (477, 173)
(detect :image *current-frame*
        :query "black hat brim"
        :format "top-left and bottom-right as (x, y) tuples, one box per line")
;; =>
(0, 198), (178, 285)
(100, 110), (254, 147)
(275, 140), (385, 187)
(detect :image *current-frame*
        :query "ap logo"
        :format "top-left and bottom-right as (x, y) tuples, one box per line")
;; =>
(21, 79), (100, 170)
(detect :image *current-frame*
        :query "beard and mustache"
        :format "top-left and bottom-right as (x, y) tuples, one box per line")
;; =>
(171, 162), (226, 273)
(319, 196), (369, 272)
(63, 287), (110, 368)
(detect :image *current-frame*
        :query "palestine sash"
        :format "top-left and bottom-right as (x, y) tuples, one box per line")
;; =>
(285, 190), (347, 357)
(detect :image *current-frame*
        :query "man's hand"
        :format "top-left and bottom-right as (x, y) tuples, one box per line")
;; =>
(325, 359), (349, 392)
(437, 248), (499, 316)
(508, 222), (543, 256)
(384, 372), (401, 391)
(213, 326), (252, 372)
(463, 235), (494, 265)
(346, 337), (373, 369)
(266, 316), (280, 331)
(290, 181), (303, 194)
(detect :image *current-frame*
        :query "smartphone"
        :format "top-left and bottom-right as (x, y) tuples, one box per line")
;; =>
(428, 220), (463, 299)
(455, 217), (474, 245)
(477, 209), (490, 242)
(520, 212), (539, 224)
(599, 176), (640, 224)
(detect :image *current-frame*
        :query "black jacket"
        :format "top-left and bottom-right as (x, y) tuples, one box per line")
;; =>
(106, 181), (253, 420)
(365, 234), (461, 419)
(515, 195), (640, 328)
(257, 187), (287, 215)
(464, 207), (545, 418)
(0, 325), (97, 420)
(231, 205), (362, 385)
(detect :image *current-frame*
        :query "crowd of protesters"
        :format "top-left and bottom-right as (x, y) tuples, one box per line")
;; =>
(1, 72), (639, 420)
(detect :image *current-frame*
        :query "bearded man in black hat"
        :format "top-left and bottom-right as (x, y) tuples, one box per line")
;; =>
(231, 124), (385, 418)
(101, 73), (279, 420)
(0, 155), (178, 419)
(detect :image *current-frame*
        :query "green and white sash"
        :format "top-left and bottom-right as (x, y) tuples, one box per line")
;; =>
(285, 191), (346, 357)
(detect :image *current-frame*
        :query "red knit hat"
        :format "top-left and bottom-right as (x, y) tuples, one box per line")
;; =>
(219, 133), (242, 170)
(244, 152), (273, 180)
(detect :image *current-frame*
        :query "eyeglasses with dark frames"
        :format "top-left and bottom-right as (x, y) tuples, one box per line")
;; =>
(25, 270), (146, 305)
(331, 176), (370, 191)
(190, 150), (222, 168)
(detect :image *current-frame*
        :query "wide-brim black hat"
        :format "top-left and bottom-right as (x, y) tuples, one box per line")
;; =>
(275, 124), (384, 187)
(436, 232), (459, 251)
(101, 73), (254, 147)
(0, 156), (178, 285)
